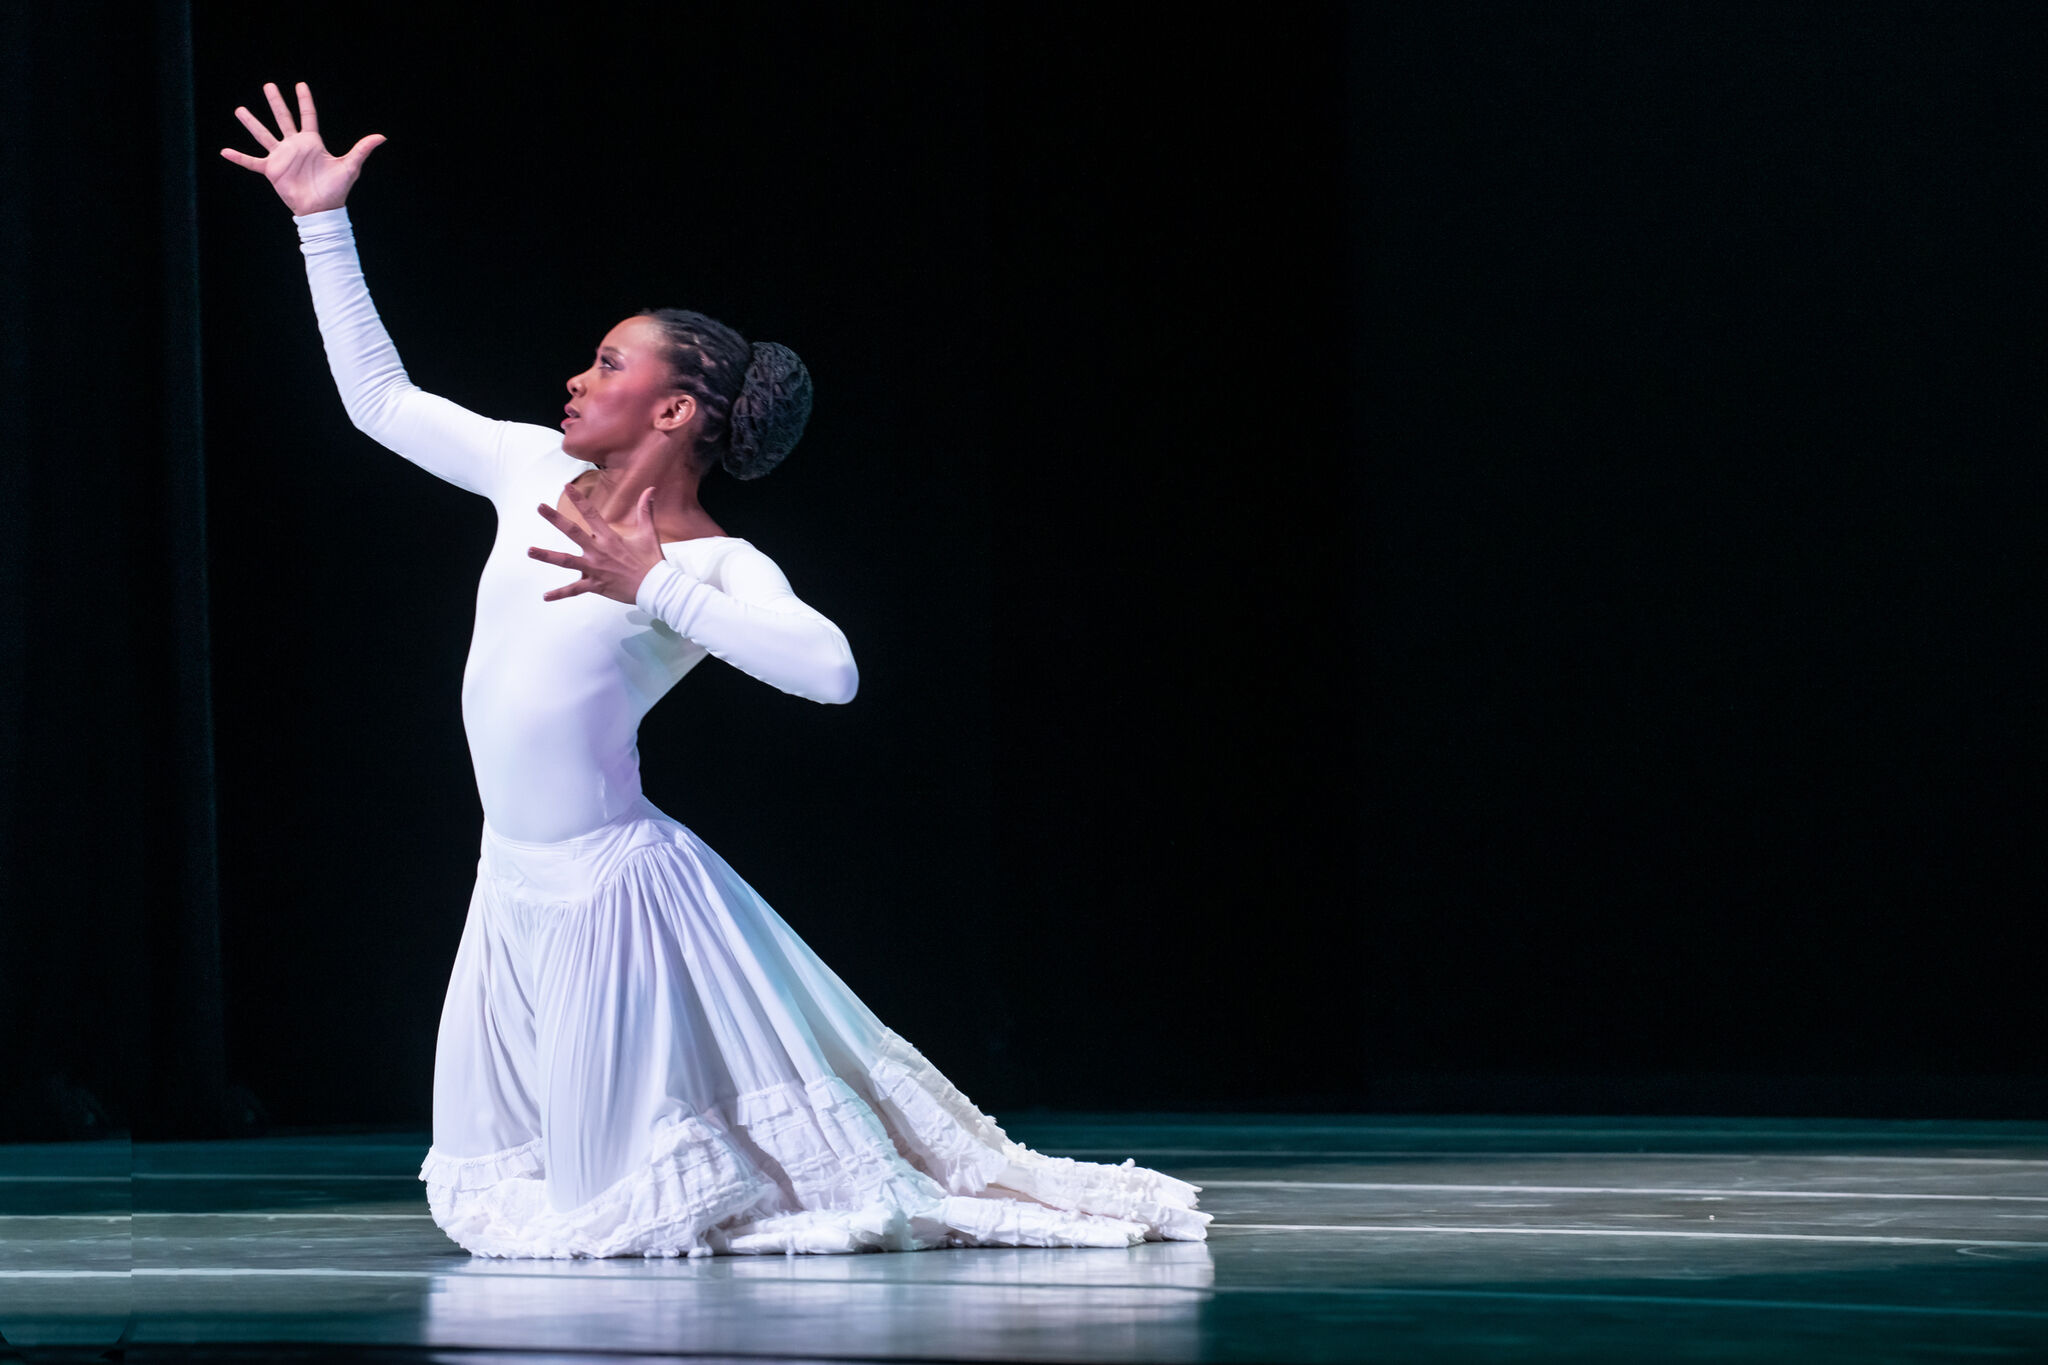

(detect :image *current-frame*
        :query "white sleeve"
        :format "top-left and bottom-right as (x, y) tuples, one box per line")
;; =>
(293, 206), (527, 499)
(635, 547), (859, 704)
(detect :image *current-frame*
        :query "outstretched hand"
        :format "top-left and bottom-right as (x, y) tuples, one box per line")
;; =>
(220, 81), (385, 215)
(529, 484), (666, 605)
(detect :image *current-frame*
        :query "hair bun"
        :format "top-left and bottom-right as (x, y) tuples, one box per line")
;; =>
(724, 342), (813, 480)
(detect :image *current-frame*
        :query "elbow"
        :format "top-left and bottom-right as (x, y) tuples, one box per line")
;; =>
(820, 656), (859, 705)
(341, 394), (390, 440)
(340, 375), (415, 439)
(801, 648), (857, 705)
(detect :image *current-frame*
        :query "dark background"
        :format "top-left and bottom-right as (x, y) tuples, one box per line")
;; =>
(3, 3), (2043, 1139)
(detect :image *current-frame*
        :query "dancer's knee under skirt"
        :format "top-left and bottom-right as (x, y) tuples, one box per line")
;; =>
(422, 797), (1209, 1258)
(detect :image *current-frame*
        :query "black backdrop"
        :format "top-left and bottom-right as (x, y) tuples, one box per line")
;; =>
(1356, 7), (2046, 1107)
(186, 2), (1359, 1126)
(3, 3), (2044, 1139)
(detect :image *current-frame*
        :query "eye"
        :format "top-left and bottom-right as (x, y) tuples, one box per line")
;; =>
(599, 357), (618, 371)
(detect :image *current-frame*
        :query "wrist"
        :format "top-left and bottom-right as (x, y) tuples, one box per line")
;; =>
(632, 558), (677, 612)
(291, 205), (352, 241)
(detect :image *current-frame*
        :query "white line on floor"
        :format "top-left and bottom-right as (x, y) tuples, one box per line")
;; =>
(130, 1173), (415, 1181)
(0, 1213), (431, 1221)
(1192, 1284), (2048, 1321)
(1052, 1150), (2048, 1164)
(6, 1155), (2027, 1180)
(151, 1212), (432, 1219)
(1214, 1223), (2048, 1247)
(0, 1271), (131, 1278)
(1031, 1125), (2048, 1142)
(1200, 1181), (2048, 1202)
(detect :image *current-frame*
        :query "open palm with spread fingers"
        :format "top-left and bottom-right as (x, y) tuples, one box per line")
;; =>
(220, 81), (385, 215)
(530, 484), (666, 605)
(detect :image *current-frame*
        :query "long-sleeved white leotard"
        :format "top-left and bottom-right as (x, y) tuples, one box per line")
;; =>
(294, 207), (857, 844)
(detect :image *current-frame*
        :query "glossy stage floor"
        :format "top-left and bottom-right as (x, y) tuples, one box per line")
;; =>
(4, 1114), (2047, 1363)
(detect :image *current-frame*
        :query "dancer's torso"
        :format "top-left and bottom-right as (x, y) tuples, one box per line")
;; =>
(464, 442), (756, 844)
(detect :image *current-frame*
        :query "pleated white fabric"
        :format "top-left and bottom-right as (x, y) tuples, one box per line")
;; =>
(422, 796), (1210, 1258)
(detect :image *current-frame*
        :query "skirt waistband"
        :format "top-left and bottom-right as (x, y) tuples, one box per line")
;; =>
(479, 796), (678, 903)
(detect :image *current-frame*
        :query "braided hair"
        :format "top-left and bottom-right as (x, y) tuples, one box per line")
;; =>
(637, 308), (813, 480)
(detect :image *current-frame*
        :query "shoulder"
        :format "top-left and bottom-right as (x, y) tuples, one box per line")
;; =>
(498, 423), (589, 487)
(664, 535), (769, 573)
(668, 538), (800, 601)
(501, 421), (578, 467)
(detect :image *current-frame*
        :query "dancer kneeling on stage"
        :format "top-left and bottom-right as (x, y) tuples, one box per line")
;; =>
(221, 80), (1209, 1258)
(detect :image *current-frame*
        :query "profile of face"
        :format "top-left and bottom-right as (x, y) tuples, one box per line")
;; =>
(560, 316), (694, 465)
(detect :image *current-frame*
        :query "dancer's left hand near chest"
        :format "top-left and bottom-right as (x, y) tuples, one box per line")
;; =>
(530, 484), (663, 604)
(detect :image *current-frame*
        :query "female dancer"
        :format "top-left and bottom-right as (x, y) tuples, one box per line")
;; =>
(222, 82), (1208, 1258)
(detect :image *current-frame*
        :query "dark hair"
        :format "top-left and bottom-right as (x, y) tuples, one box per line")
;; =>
(636, 308), (813, 480)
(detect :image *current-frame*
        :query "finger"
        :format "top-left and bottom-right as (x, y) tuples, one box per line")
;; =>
(233, 106), (279, 150)
(264, 82), (298, 137)
(562, 483), (614, 537)
(542, 580), (595, 603)
(344, 133), (386, 167)
(638, 486), (657, 523)
(535, 502), (593, 545)
(219, 147), (266, 171)
(296, 81), (318, 135)
(526, 546), (584, 570)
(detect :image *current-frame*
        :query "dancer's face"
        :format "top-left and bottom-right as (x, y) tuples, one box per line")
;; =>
(561, 317), (694, 464)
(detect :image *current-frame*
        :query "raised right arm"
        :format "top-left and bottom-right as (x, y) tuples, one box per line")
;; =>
(224, 81), (517, 499)
(293, 207), (510, 498)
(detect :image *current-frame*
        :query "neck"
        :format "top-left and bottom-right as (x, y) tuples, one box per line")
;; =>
(583, 437), (713, 537)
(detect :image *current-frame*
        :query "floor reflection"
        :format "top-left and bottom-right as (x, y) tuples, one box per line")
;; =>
(0, 1138), (132, 1351)
(422, 1242), (1214, 1361)
(67, 1120), (2048, 1362)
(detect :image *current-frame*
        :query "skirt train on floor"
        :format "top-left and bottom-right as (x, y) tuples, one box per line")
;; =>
(420, 797), (1209, 1258)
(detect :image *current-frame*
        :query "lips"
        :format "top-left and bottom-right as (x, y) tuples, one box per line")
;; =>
(562, 404), (580, 429)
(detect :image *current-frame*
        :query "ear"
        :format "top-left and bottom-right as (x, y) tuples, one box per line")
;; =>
(655, 393), (698, 433)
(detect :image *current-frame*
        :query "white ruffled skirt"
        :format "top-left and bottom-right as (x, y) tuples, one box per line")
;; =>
(421, 796), (1210, 1258)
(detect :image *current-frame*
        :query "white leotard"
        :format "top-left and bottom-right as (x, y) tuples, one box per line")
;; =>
(294, 207), (857, 844)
